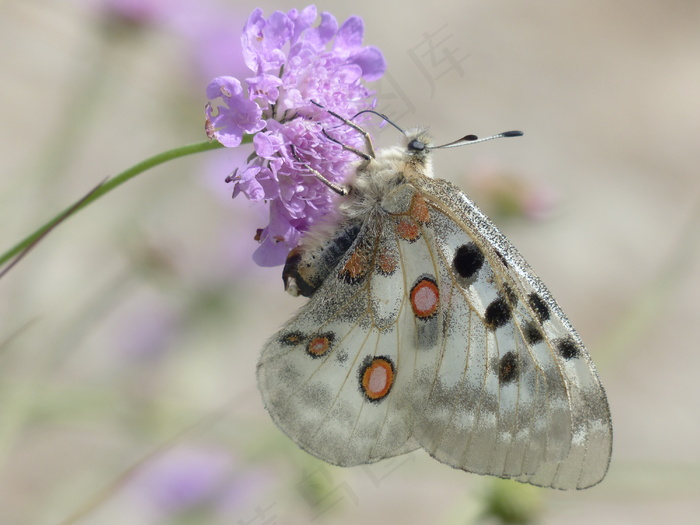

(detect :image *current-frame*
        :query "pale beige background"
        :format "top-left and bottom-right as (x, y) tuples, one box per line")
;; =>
(1, 1), (699, 524)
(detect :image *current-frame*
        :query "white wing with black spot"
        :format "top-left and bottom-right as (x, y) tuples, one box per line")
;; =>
(412, 176), (612, 489)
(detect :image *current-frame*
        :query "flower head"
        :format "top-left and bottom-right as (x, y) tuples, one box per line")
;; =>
(206, 5), (385, 266)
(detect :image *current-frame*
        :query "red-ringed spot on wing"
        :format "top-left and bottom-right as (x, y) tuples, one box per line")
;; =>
(396, 217), (421, 242)
(376, 252), (398, 276)
(339, 250), (369, 284)
(359, 356), (395, 402)
(408, 193), (431, 224)
(306, 332), (335, 358)
(410, 276), (440, 319)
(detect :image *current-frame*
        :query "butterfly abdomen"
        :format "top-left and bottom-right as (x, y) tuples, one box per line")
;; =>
(283, 221), (363, 297)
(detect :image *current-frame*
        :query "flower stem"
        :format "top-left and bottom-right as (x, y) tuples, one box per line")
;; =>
(0, 139), (238, 271)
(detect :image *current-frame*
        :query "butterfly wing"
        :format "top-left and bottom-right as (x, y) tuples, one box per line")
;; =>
(257, 201), (441, 466)
(410, 176), (612, 489)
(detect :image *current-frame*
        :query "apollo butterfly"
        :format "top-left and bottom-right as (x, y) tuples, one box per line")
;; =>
(256, 113), (612, 490)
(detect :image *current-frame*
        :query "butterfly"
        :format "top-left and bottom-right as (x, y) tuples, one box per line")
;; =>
(256, 114), (612, 490)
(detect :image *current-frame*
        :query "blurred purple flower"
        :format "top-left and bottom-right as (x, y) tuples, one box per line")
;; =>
(132, 447), (232, 514)
(87, 0), (250, 82)
(128, 446), (276, 521)
(215, 469), (275, 518)
(206, 5), (386, 266)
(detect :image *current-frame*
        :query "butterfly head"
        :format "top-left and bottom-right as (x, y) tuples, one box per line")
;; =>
(403, 127), (432, 150)
(389, 127), (434, 178)
(406, 134), (430, 155)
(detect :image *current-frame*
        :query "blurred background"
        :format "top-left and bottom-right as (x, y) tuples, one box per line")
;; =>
(1, 0), (699, 523)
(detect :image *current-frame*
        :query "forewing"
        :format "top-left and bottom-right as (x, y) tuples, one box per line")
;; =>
(411, 176), (612, 490)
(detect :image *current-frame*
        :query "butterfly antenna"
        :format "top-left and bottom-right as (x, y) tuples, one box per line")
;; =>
(352, 109), (405, 135)
(434, 130), (523, 149)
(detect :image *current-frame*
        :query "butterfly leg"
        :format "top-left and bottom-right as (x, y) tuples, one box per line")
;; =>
(322, 129), (372, 162)
(289, 145), (349, 196)
(310, 100), (376, 159)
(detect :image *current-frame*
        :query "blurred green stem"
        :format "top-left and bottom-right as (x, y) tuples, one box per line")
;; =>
(0, 139), (237, 269)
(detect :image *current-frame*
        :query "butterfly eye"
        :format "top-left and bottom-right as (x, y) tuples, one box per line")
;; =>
(407, 139), (426, 152)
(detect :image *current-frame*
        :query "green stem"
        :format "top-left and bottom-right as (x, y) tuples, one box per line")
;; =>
(0, 139), (237, 268)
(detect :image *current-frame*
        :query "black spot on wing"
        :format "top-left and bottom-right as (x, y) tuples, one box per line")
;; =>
(279, 331), (307, 346)
(556, 336), (580, 360)
(502, 283), (518, 307)
(485, 296), (511, 330)
(453, 243), (484, 280)
(522, 321), (544, 345)
(528, 292), (550, 322)
(498, 351), (518, 384)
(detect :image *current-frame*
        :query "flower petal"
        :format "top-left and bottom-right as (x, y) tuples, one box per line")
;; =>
(288, 5), (317, 44)
(305, 12), (338, 47)
(334, 16), (364, 50)
(206, 77), (265, 147)
(350, 46), (386, 81)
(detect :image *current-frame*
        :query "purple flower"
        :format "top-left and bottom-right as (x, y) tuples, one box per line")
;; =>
(206, 77), (266, 147)
(131, 447), (232, 514)
(127, 445), (275, 519)
(206, 5), (385, 266)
